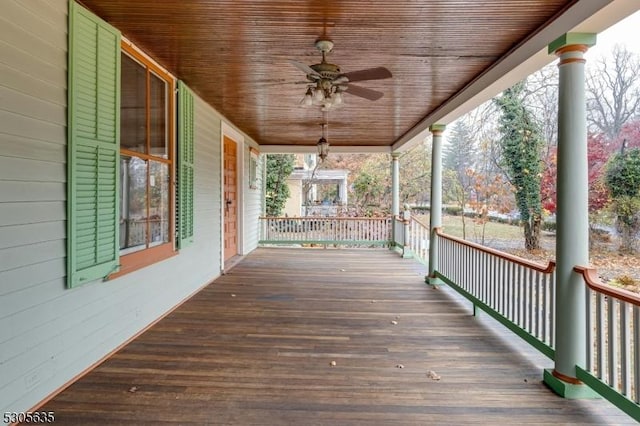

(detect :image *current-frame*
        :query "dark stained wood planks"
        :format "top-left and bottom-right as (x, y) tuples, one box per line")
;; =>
(79, 0), (576, 148)
(39, 248), (633, 425)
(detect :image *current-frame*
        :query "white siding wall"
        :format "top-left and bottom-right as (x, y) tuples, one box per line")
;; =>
(194, 96), (223, 268)
(243, 146), (264, 252)
(0, 0), (261, 413)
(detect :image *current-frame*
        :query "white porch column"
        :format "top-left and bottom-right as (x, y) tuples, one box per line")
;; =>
(544, 33), (598, 399)
(340, 178), (348, 205)
(428, 124), (445, 285)
(391, 153), (400, 217)
(391, 152), (400, 251)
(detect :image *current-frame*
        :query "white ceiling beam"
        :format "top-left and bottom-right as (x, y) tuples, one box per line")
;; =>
(259, 145), (391, 154)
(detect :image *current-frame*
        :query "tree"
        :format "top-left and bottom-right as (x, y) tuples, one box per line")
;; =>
(467, 169), (513, 245)
(587, 133), (612, 213)
(399, 141), (431, 204)
(265, 154), (295, 216)
(494, 81), (544, 251)
(442, 120), (477, 238)
(540, 147), (557, 214)
(443, 120), (476, 175)
(442, 168), (473, 239)
(351, 153), (390, 215)
(352, 171), (386, 212)
(525, 64), (559, 151)
(587, 45), (640, 140)
(604, 148), (640, 254)
(323, 148), (432, 216)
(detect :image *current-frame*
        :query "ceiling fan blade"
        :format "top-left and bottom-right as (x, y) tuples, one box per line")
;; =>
(345, 84), (384, 101)
(339, 67), (392, 82)
(288, 60), (321, 78)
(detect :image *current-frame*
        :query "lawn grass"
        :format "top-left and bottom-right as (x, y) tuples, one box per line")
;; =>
(415, 213), (638, 288)
(415, 213), (524, 240)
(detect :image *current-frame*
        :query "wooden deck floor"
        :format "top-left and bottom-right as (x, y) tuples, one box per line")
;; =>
(41, 248), (632, 425)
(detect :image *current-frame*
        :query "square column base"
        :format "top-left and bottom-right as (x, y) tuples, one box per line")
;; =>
(543, 369), (600, 399)
(402, 248), (413, 259)
(426, 275), (444, 287)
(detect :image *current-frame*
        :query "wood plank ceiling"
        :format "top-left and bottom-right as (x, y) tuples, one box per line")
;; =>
(81, 0), (577, 148)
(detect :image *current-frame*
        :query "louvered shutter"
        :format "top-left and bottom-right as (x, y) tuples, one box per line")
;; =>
(177, 81), (195, 248)
(67, 1), (121, 287)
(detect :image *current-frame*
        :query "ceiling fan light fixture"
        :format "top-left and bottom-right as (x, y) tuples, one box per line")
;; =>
(333, 91), (343, 105)
(313, 86), (325, 102)
(302, 87), (313, 107)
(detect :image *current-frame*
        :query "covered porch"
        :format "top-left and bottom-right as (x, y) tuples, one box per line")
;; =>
(2, 0), (640, 421)
(40, 248), (631, 424)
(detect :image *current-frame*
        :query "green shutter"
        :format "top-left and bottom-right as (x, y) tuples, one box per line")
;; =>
(67, 1), (121, 288)
(178, 81), (195, 248)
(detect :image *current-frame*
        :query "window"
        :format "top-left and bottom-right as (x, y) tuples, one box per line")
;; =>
(117, 43), (175, 272)
(67, 1), (194, 286)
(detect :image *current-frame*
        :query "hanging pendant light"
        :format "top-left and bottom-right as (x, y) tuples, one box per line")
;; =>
(317, 136), (329, 162)
(317, 121), (329, 162)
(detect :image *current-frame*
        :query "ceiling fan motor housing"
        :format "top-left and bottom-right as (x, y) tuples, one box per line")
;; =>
(315, 39), (334, 53)
(309, 62), (341, 81)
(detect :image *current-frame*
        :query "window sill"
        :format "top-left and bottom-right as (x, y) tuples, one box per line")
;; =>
(109, 242), (177, 279)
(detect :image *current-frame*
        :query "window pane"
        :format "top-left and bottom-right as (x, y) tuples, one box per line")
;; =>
(121, 53), (146, 154)
(120, 155), (148, 252)
(150, 72), (168, 159)
(149, 161), (170, 246)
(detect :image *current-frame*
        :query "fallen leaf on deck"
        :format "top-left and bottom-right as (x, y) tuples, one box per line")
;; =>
(340, 269), (346, 272)
(330, 361), (337, 367)
(128, 386), (139, 393)
(427, 370), (441, 381)
(231, 294), (236, 297)
(391, 320), (398, 325)
(396, 364), (404, 369)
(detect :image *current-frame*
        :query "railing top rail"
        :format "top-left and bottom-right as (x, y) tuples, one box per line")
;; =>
(260, 216), (390, 221)
(574, 265), (640, 306)
(411, 216), (430, 229)
(435, 227), (556, 273)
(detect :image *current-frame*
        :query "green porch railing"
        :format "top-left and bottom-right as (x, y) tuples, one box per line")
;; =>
(259, 216), (392, 247)
(575, 266), (640, 422)
(432, 228), (639, 421)
(406, 216), (430, 263)
(434, 228), (557, 359)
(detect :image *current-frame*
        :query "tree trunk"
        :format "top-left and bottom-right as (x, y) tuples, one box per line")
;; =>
(617, 214), (639, 254)
(524, 214), (542, 251)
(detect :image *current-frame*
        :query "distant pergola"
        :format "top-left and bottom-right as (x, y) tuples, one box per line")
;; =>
(285, 169), (350, 217)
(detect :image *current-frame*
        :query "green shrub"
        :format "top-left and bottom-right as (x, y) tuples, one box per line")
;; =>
(542, 221), (556, 232)
(443, 206), (462, 216)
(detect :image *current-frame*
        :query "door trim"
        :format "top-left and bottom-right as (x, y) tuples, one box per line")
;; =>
(221, 122), (244, 270)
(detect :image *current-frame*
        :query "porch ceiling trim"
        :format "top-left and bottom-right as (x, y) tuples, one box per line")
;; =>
(260, 145), (392, 154)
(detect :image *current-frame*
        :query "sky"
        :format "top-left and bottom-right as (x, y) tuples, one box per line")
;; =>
(585, 9), (640, 61)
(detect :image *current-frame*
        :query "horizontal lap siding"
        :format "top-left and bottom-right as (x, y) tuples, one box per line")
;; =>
(0, 0), (224, 414)
(0, 0), (70, 412)
(244, 147), (263, 252)
(194, 96), (222, 272)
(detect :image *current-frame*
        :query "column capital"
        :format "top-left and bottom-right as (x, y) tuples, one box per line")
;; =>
(429, 124), (446, 135)
(391, 152), (400, 159)
(548, 33), (596, 55)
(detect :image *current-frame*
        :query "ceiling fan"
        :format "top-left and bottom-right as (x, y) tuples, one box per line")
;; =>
(289, 39), (392, 110)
